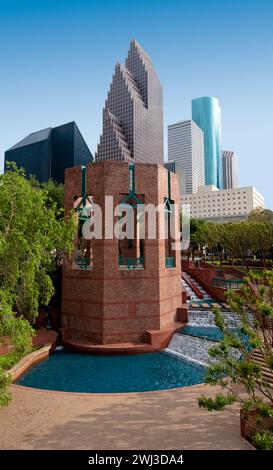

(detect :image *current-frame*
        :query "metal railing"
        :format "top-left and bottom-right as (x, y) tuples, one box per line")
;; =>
(212, 278), (245, 290)
(74, 257), (92, 270)
(165, 257), (175, 268)
(119, 256), (144, 269)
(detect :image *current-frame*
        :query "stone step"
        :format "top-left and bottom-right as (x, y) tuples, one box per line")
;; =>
(262, 371), (273, 381)
(251, 354), (264, 362)
(252, 350), (264, 357)
(253, 362), (272, 373)
(257, 378), (273, 387)
(252, 354), (265, 361)
(252, 359), (273, 376)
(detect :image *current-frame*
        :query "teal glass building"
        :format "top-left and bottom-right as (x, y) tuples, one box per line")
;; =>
(192, 97), (222, 188)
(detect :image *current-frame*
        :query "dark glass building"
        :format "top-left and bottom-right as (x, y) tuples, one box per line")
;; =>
(4, 121), (93, 183)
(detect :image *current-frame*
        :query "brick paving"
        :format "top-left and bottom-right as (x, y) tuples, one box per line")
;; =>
(0, 383), (253, 450)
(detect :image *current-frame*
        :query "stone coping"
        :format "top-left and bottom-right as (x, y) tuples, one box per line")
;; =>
(9, 342), (208, 396)
(8, 345), (51, 382)
(62, 339), (153, 355)
(62, 321), (186, 355)
(11, 380), (209, 397)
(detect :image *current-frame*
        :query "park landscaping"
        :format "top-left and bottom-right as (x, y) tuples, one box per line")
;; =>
(0, 165), (273, 450)
(0, 164), (76, 406)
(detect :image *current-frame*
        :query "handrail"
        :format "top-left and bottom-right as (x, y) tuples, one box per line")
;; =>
(165, 257), (175, 268)
(212, 278), (245, 289)
(119, 256), (144, 269)
(74, 256), (92, 270)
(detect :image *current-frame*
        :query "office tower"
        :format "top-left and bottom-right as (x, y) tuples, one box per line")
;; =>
(222, 150), (238, 189)
(96, 39), (163, 164)
(5, 122), (93, 183)
(167, 120), (204, 194)
(182, 185), (264, 222)
(164, 160), (186, 196)
(192, 96), (222, 188)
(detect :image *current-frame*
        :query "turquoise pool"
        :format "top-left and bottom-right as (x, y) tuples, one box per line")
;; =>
(179, 325), (224, 341)
(179, 325), (251, 350)
(16, 350), (205, 393)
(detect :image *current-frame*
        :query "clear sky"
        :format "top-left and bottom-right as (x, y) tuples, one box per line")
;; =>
(1, 0), (273, 207)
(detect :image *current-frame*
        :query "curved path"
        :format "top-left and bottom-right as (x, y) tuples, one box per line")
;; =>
(0, 384), (253, 450)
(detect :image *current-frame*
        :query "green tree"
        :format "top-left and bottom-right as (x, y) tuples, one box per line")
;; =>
(195, 222), (221, 261)
(0, 164), (76, 406)
(248, 208), (273, 224)
(218, 222), (257, 267)
(0, 290), (34, 406)
(41, 179), (64, 213)
(252, 222), (273, 266)
(29, 176), (64, 214)
(0, 164), (76, 321)
(198, 270), (273, 448)
(188, 218), (206, 260)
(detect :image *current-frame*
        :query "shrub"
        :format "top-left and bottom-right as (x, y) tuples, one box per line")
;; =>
(198, 270), (273, 447)
(252, 430), (273, 450)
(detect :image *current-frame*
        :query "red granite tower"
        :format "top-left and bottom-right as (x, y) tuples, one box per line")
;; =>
(61, 161), (187, 353)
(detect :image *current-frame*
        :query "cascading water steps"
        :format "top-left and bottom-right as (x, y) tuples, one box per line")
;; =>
(165, 309), (250, 367)
(165, 334), (217, 367)
(181, 279), (199, 301)
(182, 273), (212, 301)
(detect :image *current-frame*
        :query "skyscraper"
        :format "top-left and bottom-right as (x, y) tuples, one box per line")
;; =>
(222, 150), (238, 189)
(168, 120), (204, 194)
(192, 96), (222, 188)
(164, 160), (187, 196)
(96, 39), (163, 164)
(5, 122), (93, 183)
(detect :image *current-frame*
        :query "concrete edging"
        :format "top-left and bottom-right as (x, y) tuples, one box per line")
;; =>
(8, 345), (51, 382)
(11, 380), (210, 397)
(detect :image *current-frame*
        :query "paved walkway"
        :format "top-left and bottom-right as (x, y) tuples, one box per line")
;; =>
(0, 384), (253, 450)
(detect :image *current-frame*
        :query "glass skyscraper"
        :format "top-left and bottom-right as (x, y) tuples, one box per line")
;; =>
(5, 122), (93, 183)
(192, 96), (222, 188)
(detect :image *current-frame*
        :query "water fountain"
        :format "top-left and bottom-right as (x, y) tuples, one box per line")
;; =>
(165, 309), (250, 366)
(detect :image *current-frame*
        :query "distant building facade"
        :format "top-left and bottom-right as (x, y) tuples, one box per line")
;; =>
(164, 160), (186, 196)
(5, 121), (93, 183)
(168, 120), (204, 194)
(182, 184), (264, 222)
(96, 39), (163, 164)
(192, 96), (222, 189)
(222, 150), (238, 189)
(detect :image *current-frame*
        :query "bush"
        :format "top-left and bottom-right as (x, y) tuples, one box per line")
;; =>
(0, 355), (16, 370)
(0, 367), (12, 407)
(0, 291), (34, 407)
(198, 271), (273, 445)
(252, 430), (273, 450)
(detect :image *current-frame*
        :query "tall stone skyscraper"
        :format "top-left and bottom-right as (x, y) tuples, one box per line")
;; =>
(168, 120), (205, 194)
(96, 39), (163, 164)
(222, 150), (238, 189)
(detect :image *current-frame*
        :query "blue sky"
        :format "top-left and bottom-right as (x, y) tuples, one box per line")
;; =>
(1, 0), (273, 207)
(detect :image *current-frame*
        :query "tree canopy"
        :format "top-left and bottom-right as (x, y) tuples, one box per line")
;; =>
(185, 216), (273, 266)
(0, 164), (76, 406)
(0, 164), (76, 321)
